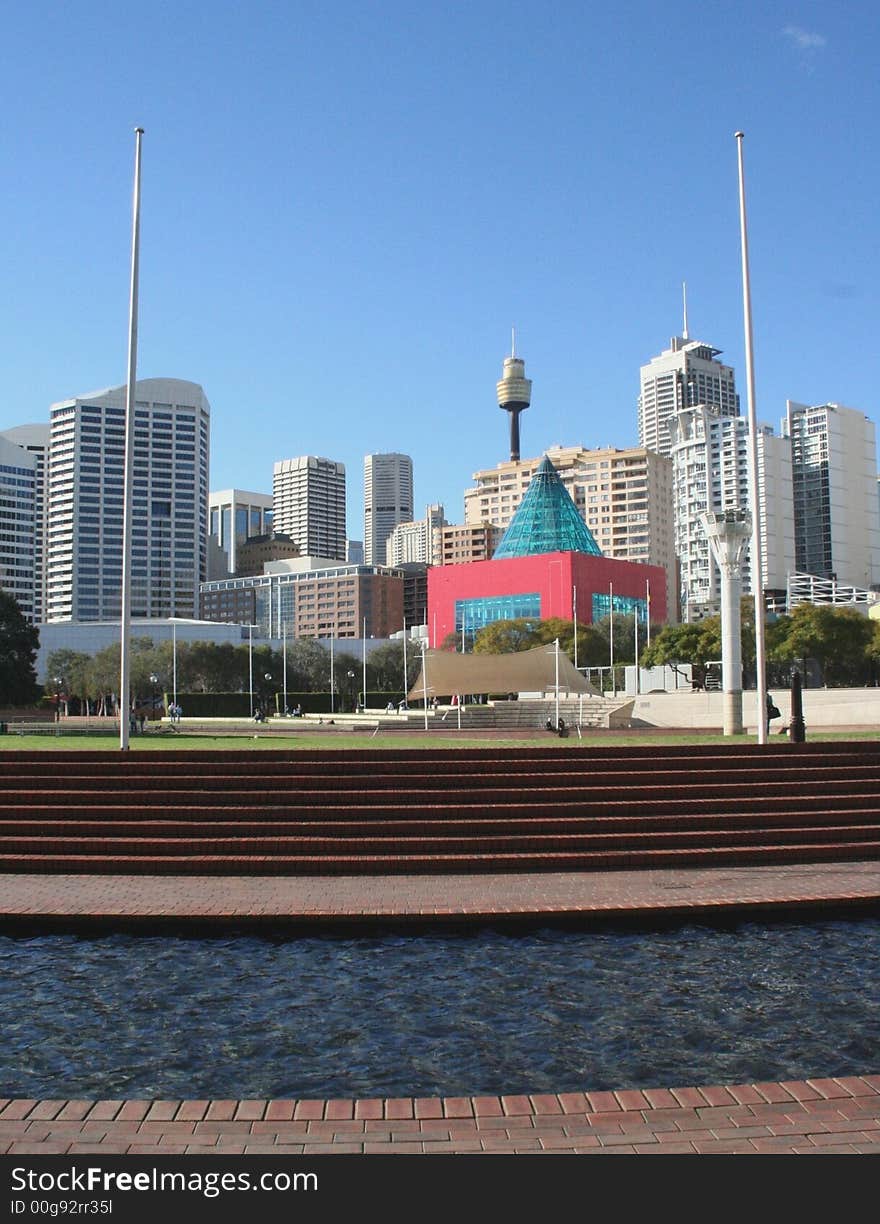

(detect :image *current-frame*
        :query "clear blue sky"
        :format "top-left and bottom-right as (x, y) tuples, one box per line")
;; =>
(2, 1), (878, 533)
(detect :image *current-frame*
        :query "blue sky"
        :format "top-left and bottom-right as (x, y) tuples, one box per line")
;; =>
(2, 1), (878, 534)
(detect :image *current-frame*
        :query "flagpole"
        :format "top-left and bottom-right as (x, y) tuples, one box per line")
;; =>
(573, 586), (578, 671)
(283, 622), (288, 714)
(362, 615), (367, 712)
(421, 637), (429, 732)
(119, 127), (144, 751)
(736, 131), (768, 744)
(608, 581), (615, 696)
(646, 579), (651, 646)
(328, 632), (334, 714)
(401, 616), (408, 709)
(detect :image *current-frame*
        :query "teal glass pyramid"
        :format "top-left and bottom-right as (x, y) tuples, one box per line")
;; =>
(493, 456), (603, 558)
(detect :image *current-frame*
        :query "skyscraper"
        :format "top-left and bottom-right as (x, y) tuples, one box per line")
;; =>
(45, 378), (210, 622)
(0, 434), (37, 621)
(0, 424), (49, 622)
(208, 488), (274, 576)
(385, 504), (446, 566)
(639, 329), (739, 458)
(363, 452), (413, 565)
(272, 456), (346, 560)
(783, 401), (880, 589)
(670, 406), (795, 619)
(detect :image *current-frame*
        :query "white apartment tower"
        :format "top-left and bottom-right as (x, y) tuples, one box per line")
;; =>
(670, 406), (795, 619)
(783, 401), (880, 589)
(364, 452), (413, 565)
(385, 504), (447, 566)
(272, 456), (346, 561)
(45, 378), (210, 622)
(0, 424), (50, 622)
(639, 332), (739, 458)
(0, 434), (37, 621)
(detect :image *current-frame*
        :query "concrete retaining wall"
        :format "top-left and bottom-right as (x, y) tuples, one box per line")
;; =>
(631, 687), (880, 731)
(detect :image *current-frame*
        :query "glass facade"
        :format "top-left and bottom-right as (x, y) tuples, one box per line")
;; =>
(493, 456), (602, 559)
(591, 593), (647, 624)
(454, 592), (541, 634)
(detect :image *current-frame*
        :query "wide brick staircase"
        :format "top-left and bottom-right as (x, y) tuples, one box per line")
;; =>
(1, 742), (879, 876)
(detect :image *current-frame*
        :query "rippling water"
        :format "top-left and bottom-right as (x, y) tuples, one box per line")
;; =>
(1, 919), (878, 1098)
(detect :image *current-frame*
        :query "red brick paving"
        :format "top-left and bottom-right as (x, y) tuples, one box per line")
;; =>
(2, 859), (878, 1153)
(2, 1079), (878, 1153)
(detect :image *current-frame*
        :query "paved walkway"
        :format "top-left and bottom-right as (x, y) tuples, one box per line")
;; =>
(1, 861), (878, 927)
(3, 861), (878, 1154)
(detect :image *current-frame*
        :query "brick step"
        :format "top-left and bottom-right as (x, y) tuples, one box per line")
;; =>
(5, 793), (879, 822)
(4, 805), (877, 838)
(3, 824), (878, 858)
(2, 742), (877, 768)
(1, 839), (878, 876)
(5, 777), (878, 808)
(3, 762), (878, 792)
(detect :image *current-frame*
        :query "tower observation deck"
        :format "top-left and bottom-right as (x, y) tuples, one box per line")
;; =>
(496, 343), (532, 462)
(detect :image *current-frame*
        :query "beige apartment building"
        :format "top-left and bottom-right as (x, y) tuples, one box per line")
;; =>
(464, 444), (678, 621)
(435, 522), (503, 566)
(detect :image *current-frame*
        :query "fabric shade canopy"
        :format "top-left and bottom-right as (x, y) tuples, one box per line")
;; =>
(407, 643), (599, 701)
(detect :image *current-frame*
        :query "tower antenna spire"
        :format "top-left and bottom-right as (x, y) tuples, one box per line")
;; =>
(511, 326), (516, 358)
(682, 281), (689, 340)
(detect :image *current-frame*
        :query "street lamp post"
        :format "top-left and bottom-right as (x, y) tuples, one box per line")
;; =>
(346, 670), (356, 714)
(263, 672), (273, 718)
(53, 676), (64, 722)
(149, 673), (158, 724)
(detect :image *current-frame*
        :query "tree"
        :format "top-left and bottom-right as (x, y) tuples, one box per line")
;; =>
(44, 649), (93, 713)
(769, 604), (875, 686)
(0, 591), (39, 706)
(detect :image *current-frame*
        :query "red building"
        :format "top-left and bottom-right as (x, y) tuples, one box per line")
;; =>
(428, 550), (667, 646)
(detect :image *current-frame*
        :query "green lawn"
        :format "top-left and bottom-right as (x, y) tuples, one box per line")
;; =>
(2, 729), (879, 751)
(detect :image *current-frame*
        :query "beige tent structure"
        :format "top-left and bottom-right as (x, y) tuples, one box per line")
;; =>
(407, 643), (599, 703)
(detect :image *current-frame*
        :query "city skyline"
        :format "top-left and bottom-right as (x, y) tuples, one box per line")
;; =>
(1, 4), (878, 531)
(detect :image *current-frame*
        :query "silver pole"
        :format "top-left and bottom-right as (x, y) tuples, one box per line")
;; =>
(329, 632), (334, 714)
(608, 581), (615, 696)
(736, 131), (768, 744)
(362, 615), (367, 711)
(634, 606), (640, 695)
(421, 637), (429, 732)
(172, 620), (177, 708)
(248, 624), (254, 718)
(401, 616), (408, 709)
(554, 636), (560, 728)
(646, 579), (651, 646)
(119, 127), (144, 751)
(573, 585), (578, 671)
(283, 622), (288, 714)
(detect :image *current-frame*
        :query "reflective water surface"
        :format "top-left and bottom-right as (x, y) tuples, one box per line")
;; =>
(2, 918), (877, 1098)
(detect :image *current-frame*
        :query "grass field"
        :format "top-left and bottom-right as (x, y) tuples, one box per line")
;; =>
(1, 729), (879, 750)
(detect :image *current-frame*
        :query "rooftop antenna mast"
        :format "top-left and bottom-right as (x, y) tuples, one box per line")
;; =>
(682, 281), (689, 341)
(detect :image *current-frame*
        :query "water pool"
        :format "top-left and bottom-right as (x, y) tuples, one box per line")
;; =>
(2, 917), (877, 1099)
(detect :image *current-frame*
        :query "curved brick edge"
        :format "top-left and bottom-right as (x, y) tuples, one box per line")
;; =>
(3, 1076), (880, 1154)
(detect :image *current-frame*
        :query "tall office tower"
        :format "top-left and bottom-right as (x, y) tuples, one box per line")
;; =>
(783, 401), (880, 588)
(496, 343), (532, 462)
(670, 406), (795, 619)
(0, 434), (37, 620)
(363, 452), (413, 565)
(272, 456), (346, 560)
(1, 424), (50, 622)
(385, 504), (447, 566)
(209, 489), (273, 577)
(464, 444), (678, 619)
(45, 378), (210, 622)
(346, 539), (365, 565)
(639, 328), (739, 458)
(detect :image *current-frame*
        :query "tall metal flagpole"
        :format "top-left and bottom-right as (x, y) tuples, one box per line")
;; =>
(329, 632), (334, 714)
(735, 131), (768, 744)
(119, 127), (144, 751)
(362, 616), (367, 711)
(573, 586), (578, 671)
(172, 620), (177, 709)
(608, 581), (614, 696)
(283, 622), (288, 714)
(401, 616), (408, 709)
(420, 637), (429, 732)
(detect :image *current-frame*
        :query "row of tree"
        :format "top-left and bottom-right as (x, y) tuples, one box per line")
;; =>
(45, 636), (426, 712)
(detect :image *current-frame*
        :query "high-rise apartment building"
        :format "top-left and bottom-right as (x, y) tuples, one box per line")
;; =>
(783, 401), (880, 589)
(208, 489), (273, 577)
(385, 504), (446, 566)
(464, 444), (678, 619)
(45, 378), (210, 622)
(639, 332), (739, 458)
(273, 456), (346, 561)
(436, 522), (503, 566)
(670, 406), (795, 619)
(0, 434), (37, 621)
(363, 453), (413, 565)
(0, 424), (49, 622)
